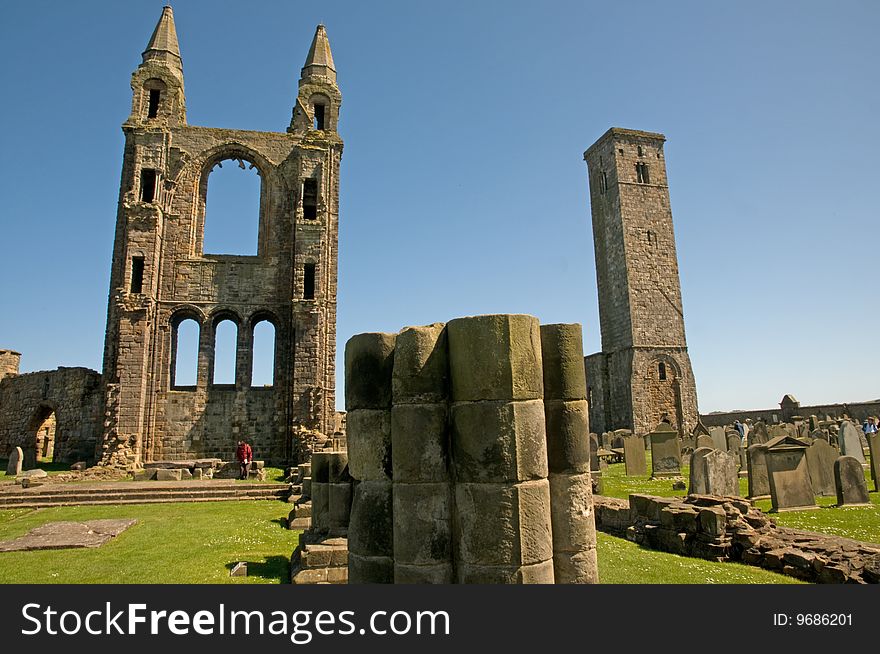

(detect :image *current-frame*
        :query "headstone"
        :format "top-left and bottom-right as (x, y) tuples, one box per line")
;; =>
(611, 434), (624, 450)
(727, 433), (742, 457)
(764, 435), (817, 512)
(746, 443), (770, 500)
(834, 456), (870, 507)
(808, 415), (820, 432)
(600, 432), (613, 449)
(623, 434), (647, 476)
(5, 446), (23, 476)
(689, 447), (738, 496)
(709, 427), (727, 452)
(589, 433), (599, 473)
(696, 435), (713, 450)
(692, 420), (710, 438)
(680, 436), (695, 452)
(810, 429), (829, 442)
(868, 433), (880, 492)
(838, 421), (866, 463)
(750, 422), (769, 445)
(804, 439), (837, 497)
(649, 423), (681, 478)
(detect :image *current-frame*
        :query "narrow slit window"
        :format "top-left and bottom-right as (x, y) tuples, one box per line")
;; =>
(659, 362), (667, 381)
(147, 89), (161, 118)
(636, 162), (650, 184)
(140, 169), (157, 202)
(600, 171), (607, 195)
(130, 256), (144, 293)
(302, 178), (318, 220)
(303, 263), (316, 300)
(313, 104), (326, 130)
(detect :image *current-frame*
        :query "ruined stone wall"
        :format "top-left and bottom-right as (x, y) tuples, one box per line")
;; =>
(701, 400), (880, 428)
(99, 18), (341, 467)
(583, 128), (698, 436)
(0, 367), (103, 465)
(0, 350), (21, 381)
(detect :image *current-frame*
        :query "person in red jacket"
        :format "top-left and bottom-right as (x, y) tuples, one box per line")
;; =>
(236, 440), (253, 480)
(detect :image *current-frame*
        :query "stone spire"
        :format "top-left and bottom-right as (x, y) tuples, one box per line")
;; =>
(301, 24), (336, 84)
(142, 5), (182, 73)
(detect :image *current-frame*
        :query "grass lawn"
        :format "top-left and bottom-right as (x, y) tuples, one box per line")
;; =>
(0, 501), (298, 584)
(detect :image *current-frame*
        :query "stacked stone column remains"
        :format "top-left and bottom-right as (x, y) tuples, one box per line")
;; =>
(391, 324), (453, 583)
(539, 323), (598, 583)
(344, 314), (599, 584)
(345, 333), (396, 583)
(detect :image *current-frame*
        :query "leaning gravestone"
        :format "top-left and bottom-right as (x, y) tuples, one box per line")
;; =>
(765, 435), (817, 512)
(589, 434), (600, 473)
(689, 447), (738, 496)
(804, 438), (837, 497)
(838, 421), (866, 463)
(649, 423), (681, 478)
(709, 427), (727, 452)
(623, 434), (646, 476)
(834, 456), (870, 507)
(6, 446), (23, 476)
(696, 435), (714, 450)
(868, 433), (880, 492)
(747, 444), (771, 499)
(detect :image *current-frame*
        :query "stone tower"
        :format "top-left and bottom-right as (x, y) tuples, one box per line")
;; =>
(583, 128), (698, 435)
(99, 7), (342, 466)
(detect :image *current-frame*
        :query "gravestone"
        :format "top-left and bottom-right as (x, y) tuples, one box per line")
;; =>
(804, 439), (837, 497)
(868, 433), (880, 492)
(689, 447), (738, 496)
(623, 434), (647, 477)
(727, 434), (743, 465)
(765, 435), (817, 512)
(746, 444), (770, 499)
(589, 433), (600, 473)
(696, 435), (714, 450)
(834, 456), (870, 507)
(810, 429), (829, 442)
(808, 415), (820, 432)
(611, 434), (624, 450)
(692, 420), (710, 438)
(600, 432), (613, 449)
(680, 436), (695, 452)
(750, 422), (769, 445)
(649, 423), (681, 478)
(709, 427), (727, 452)
(838, 422), (866, 463)
(6, 446), (23, 476)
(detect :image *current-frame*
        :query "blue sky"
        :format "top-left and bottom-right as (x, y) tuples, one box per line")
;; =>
(0, 0), (877, 412)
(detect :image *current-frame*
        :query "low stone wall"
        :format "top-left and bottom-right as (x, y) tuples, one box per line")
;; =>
(594, 493), (880, 584)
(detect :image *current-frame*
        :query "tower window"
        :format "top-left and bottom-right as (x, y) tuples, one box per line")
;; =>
(302, 178), (318, 219)
(130, 256), (144, 293)
(636, 162), (650, 184)
(637, 146), (644, 157)
(140, 169), (157, 203)
(313, 103), (326, 130)
(659, 362), (667, 381)
(600, 171), (608, 195)
(147, 89), (161, 118)
(303, 263), (316, 299)
(647, 230), (654, 244)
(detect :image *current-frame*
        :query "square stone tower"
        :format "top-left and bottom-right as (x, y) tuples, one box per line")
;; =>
(583, 128), (698, 435)
(99, 7), (342, 466)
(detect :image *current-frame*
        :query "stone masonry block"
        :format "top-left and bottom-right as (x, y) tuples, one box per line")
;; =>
(456, 559), (555, 584)
(544, 399), (591, 474)
(447, 314), (544, 402)
(391, 403), (449, 483)
(348, 480), (393, 557)
(539, 323), (588, 401)
(451, 399), (548, 483)
(346, 409), (391, 481)
(392, 482), (453, 565)
(392, 323), (448, 404)
(345, 333), (396, 410)
(348, 552), (394, 585)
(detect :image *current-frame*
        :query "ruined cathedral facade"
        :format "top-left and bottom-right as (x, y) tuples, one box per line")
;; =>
(100, 8), (341, 466)
(583, 128), (699, 436)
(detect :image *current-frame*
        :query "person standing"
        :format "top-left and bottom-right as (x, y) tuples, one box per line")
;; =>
(236, 439), (253, 480)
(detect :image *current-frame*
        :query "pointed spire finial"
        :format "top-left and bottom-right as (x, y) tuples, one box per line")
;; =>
(301, 24), (336, 84)
(142, 5), (182, 72)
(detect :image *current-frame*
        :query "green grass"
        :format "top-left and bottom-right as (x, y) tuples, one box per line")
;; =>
(0, 501), (298, 584)
(0, 459), (73, 481)
(596, 532), (802, 584)
(599, 452), (880, 544)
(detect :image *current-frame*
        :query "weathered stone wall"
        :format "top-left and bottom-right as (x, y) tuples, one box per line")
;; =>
(0, 367), (103, 465)
(98, 12), (341, 466)
(594, 493), (880, 584)
(702, 400), (880, 428)
(0, 350), (21, 381)
(583, 128), (698, 437)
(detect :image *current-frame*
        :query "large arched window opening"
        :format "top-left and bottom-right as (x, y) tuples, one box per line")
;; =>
(202, 158), (261, 255)
(251, 320), (276, 387)
(171, 317), (200, 388)
(212, 319), (238, 385)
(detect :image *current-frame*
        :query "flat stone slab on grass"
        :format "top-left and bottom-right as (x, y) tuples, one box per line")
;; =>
(0, 519), (137, 552)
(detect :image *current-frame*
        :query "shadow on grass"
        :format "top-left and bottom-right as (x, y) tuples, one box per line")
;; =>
(270, 518), (288, 529)
(225, 555), (290, 584)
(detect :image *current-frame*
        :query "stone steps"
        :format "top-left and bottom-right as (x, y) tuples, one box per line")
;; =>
(0, 483), (288, 509)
